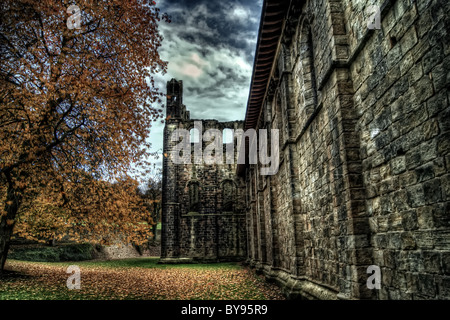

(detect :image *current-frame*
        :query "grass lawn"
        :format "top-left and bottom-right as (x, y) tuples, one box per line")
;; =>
(0, 258), (285, 300)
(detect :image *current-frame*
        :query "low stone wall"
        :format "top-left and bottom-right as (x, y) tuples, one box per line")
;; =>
(92, 244), (161, 260)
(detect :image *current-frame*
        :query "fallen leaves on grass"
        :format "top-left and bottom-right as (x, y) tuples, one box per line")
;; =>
(1, 261), (285, 300)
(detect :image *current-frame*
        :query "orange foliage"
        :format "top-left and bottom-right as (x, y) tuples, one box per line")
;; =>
(0, 0), (169, 256)
(14, 176), (154, 245)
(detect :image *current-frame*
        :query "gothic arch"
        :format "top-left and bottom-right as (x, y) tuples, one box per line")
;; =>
(186, 180), (200, 212)
(189, 127), (200, 144)
(220, 179), (237, 212)
(291, 15), (319, 135)
(273, 88), (284, 141)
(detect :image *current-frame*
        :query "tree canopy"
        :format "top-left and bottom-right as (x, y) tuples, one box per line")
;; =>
(0, 0), (169, 271)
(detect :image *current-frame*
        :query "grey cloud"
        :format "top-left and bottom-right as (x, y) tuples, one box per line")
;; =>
(147, 0), (261, 167)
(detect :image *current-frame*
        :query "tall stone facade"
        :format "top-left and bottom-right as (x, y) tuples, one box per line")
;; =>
(161, 0), (450, 299)
(241, 0), (450, 299)
(160, 79), (246, 263)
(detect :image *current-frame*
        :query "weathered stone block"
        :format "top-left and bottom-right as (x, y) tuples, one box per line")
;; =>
(399, 26), (418, 54)
(401, 210), (418, 231)
(401, 232), (417, 250)
(437, 107), (450, 133)
(423, 44), (444, 74)
(422, 119), (439, 140)
(414, 230), (435, 250)
(437, 276), (450, 299)
(391, 156), (406, 175)
(399, 170), (418, 187)
(432, 60), (450, 93)
(423, 178), (442, 204)
(384, 250), (396, 269)
(423, 251), (442, 273)
(416, 10), (432, 38)
(434, 230), (450, 250)
(388, 232), (402, 249)
(406, 184), (426, 207)
(417, 206), (435, 229)
(427, 89), (448, 117)
(437, 132), (450, 154)
(397, 251), (423, 271)
(405, 272), (419, 294)
(441, 174), (450, 201)
(442, 252), (450, 274)
(374, 233), (388, 249)
(415, 163), (436, 182)
(413, 76), (435, 104)
(416, 0), (433, 14)
(417, 274), (437, 297)
(408, 62), (424, 86)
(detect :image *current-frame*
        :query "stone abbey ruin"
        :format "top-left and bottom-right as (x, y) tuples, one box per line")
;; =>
(161, 0), (450, 299)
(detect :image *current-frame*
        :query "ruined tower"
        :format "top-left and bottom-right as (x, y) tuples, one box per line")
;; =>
(160, 79), (246, 263)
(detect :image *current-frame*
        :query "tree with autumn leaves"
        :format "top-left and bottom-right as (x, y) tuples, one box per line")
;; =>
(140, 168), (162, 242)
(0, 0), (169, 272)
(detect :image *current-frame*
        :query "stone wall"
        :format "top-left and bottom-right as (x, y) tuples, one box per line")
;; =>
(243, 0), (450, 300)
(160, 79), (246, 263)
(160, 0), (450, 299)
(93, 244), (161, 260)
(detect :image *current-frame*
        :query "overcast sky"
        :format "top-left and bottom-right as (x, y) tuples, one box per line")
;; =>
(146, 0), (263, 173)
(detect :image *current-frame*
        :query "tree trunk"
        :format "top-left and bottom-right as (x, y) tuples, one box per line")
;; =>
(151, 223), (157, 242)
(0, 175), (21, 273)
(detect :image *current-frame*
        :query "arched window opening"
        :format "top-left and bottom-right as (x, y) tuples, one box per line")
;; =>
(188, 181), (199, 212)
(306, 28), (318, 108)
(223, 128), (234, 144)
(297, 22), (318, 115)
(222, 180), (235, 212)
(290, 17), (319, 137)
(190, 128), (200, 144)
(275, 91), (284, 143)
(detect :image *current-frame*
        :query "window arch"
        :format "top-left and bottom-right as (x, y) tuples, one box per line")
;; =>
(222, 128), (234, 144)
(190, 127), (200, 144)
(188, 180), (200, 212)
(221, 180), (235, 212)
(274, 90), (284, 143)
(291, 16), (319, 136)
(297, 17), (318, 115)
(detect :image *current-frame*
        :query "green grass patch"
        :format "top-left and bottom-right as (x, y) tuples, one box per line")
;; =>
(80, 258), (241, 269)
(0, 283), (108, 300)
(27, 257), (241, 270)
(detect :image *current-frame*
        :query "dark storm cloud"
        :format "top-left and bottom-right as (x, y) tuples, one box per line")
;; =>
(153, 0), (263, 118)
(147, 0), (263, 165)
(158, 0), (261, 64)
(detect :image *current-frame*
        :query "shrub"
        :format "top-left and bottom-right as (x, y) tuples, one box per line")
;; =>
(59, 243), (94, 261)
(9, 243), (94, 262)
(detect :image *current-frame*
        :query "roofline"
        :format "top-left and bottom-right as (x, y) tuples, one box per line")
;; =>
(243, 0), (290, 131)
(237, 0), (291, 176)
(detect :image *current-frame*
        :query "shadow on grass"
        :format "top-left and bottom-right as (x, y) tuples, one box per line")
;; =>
(0, 269), (34, 280)
(74, 257), (242, 270)
(8, 257), (243, 271)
